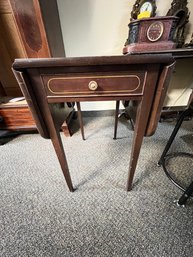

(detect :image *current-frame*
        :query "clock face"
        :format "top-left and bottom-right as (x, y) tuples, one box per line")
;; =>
(140, 2), (153, 13)
(147, 21), (164, 42)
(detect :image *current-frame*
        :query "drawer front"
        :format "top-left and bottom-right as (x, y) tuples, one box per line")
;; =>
(43, 72), (146, 98)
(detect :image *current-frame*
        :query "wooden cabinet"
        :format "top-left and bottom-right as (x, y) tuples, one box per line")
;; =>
(0, 0), (74, 135)
(0, 0), (25, 96)
(0, 0), (65, 96)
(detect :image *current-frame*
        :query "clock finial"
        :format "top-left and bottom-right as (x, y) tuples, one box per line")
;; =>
(130, 0), (157, 21)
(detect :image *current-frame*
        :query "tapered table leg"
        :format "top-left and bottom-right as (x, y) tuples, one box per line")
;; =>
(113, 100), (120, 139)
(51, 129), (74, 192)
(127, 98), (154, 191)
(127, 128), (145, 191)
(76, 102), (85, 140)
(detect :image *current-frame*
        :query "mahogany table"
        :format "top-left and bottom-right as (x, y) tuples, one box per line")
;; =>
(12, 54), (175, 192)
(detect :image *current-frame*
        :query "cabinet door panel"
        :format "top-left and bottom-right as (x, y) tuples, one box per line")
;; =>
(9, 0), (51, 58)
(0, 2), (26, 96)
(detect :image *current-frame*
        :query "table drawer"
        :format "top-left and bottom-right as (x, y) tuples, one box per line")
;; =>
(43, 73), (146, 97)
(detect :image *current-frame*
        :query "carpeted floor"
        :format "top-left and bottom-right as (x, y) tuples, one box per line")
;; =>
(0, 115), (193, 257)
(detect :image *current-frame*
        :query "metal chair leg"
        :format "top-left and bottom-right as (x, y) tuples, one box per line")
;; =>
(177, 180), (193, 206)
(158, 108), (193, 166)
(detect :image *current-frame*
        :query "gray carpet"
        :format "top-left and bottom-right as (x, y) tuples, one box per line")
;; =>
(0, 115), (193, 257)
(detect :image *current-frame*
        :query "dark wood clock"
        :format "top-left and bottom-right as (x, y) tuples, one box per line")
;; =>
(123, 16), (179, 54)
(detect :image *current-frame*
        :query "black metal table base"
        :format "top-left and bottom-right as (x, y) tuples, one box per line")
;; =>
(158, 107), (193, 206)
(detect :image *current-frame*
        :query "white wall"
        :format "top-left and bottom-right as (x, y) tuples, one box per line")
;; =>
(57, 0), (193, 110)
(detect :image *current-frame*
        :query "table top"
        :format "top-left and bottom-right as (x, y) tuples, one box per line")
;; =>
(13, 53), (174, 70)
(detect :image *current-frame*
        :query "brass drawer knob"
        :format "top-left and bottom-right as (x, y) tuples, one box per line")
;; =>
(88, 81), (98, 91)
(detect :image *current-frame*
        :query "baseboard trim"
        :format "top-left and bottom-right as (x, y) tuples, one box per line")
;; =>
(80, 109), (124, 117)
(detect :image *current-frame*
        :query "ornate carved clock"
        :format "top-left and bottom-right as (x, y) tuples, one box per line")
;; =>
(123, 16), (179, 54)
